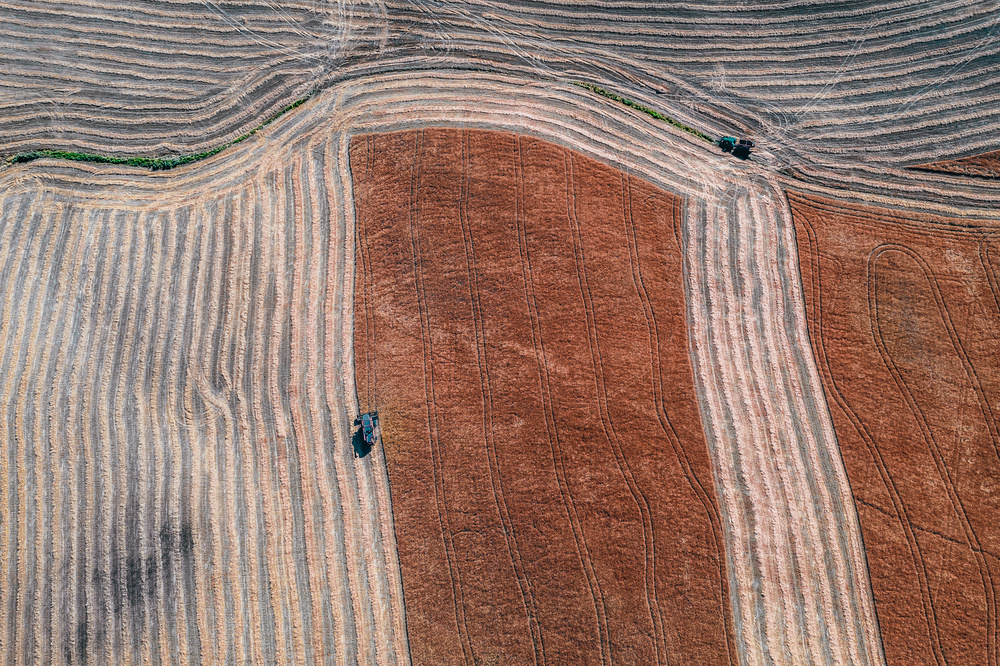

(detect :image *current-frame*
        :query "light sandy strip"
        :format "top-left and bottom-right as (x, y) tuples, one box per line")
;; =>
(681, 180), (884, 666)
(0, 192), (38, 662)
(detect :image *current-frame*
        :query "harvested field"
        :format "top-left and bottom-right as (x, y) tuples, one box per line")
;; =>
(0, 0), (384, 155)
(0, 69), (895, 663)
(791, 191), (1000, 666)
(4, 0), (1000, 664)
(0, 125), (408, 664)
(352, 127), (735, 665)
(682, 181), (883, 666)
(5, 0), (1000, 175)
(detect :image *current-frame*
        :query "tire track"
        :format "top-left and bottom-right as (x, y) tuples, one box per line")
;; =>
(868, 244), (998, 666)
(513, 136), (611, 665)
(793, 200), (946, 665)
(620, 175), (738, 665)
(564, 150), (666, 665)
(407, 130), (475, 665)
(456, 131), (544, 664)
(0, 70), (892, 664)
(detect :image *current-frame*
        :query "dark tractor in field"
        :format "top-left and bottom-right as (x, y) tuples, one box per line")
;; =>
(719, 136), (754, 159)
(361, 412), (378, 445)
(354, 410), (380, 457)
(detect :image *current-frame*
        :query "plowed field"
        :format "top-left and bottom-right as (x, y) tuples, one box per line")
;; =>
(791, 191), (1000, 666)
(353, 128), (735, 665)
(915, 151), (1000, 180)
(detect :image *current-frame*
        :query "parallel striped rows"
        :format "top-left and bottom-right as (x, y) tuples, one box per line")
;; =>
(682, 180), (882, 665)
(0, 0), (387, 155)
(374, 0), (1000, 166)
(0, 126), (407, 664)
(4, 0), (1000, 172)
(309, 73), (886, 663)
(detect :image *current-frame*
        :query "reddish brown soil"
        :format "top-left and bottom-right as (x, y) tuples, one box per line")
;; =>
(352, 128), (736, 665)
(913, 149), (1000, 179)
(790, 191), (1000, 666)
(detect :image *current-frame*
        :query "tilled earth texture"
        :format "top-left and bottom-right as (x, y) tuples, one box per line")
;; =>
(791, 191), (1000, 666)
(353, 128), (734, 665)
(914, 151), (1000, 180)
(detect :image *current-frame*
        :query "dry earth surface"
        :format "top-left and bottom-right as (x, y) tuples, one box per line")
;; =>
(353, 127), (734, 665)
(792, 191), (1000, 666)
(914, 151), (1000, 179)
(1, 0), (1000, 664)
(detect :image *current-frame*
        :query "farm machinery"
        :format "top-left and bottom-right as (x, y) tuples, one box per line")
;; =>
(718, 136), (754, 159)
(355, 410), (380, 456)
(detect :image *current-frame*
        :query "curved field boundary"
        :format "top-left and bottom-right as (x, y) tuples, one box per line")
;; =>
(4, 99), (310, 171)
(0, 0), (386, 156)
(572, 82), (715, 144)
(912, 150), (1000, 180)
(0, 70), (882, 664)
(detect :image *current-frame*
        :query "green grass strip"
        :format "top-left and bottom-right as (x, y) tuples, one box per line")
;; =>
(572, 82), (714, 143)
(6, 97), (309, 171)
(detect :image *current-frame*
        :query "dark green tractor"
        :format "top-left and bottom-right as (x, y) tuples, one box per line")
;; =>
(719, 136), (754, 159)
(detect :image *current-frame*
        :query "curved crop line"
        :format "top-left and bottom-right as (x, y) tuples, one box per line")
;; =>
(564, 150), (665, 665)
(796, 211), (942, 665)
(891, 12), (1000, 120)
(512, 136), (610, 664)
(456, 131), (544, 664)
(572, 82), (714, 144)
(868, 243), (997, 666)
(622, 177), (738, 665)
(406, 130), (475, 664)
(4, 98), (310, 171)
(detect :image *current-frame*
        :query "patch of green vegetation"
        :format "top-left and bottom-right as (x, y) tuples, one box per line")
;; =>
(6, 97), (310, 171)
(572, 82), (714, 144)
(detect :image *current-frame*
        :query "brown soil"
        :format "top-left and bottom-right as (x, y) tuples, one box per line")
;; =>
(352, 128), (736, 665)
(912, 150), (1000, 179)
(790, 191), (1000, 666)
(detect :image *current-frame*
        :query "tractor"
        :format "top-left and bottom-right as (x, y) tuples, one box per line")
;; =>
(360, 412), (378, 446)
(718, 136), (754, 159)
(354, 410), (380, 456)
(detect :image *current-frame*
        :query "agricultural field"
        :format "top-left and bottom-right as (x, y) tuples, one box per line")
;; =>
(352, 128), (734, 665)
(792, 192), (1000, 665)
(915, 151), (1000, 180)
(0, 0), (999, 664)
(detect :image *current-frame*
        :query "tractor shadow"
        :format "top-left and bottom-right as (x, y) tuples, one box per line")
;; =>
(720, 147), (751, 160)
(352, 422), (372, 458)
